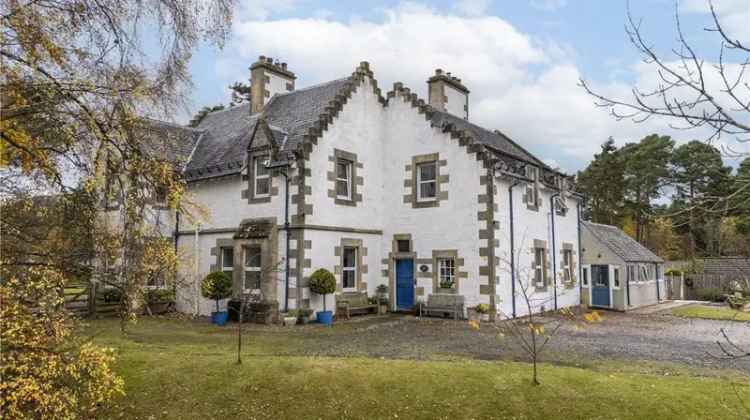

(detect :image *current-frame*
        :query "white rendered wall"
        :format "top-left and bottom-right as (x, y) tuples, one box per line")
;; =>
(444, 84), (467, 119)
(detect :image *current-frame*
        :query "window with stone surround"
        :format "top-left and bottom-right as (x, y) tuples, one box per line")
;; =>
(417, 161), (437, 202)
(254, 155), (270, 197)
(243, 245), (261, 292)
(327, 149), (362, 207)
(525, 166), (540, 210)
(342, 246), (358, 291)
(221, 247), (234, 278)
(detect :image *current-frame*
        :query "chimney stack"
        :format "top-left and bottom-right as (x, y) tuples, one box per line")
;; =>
(427, 68), (470, 120)
(250, 55), (296, 113)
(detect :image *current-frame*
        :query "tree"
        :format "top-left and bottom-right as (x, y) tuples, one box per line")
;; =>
(229, 81), (252, 106)
(201, 271), (233, 314)
(620, 134), (674, 243)
(2, 1), (233, 415)
(579, 1), (749, 212)
(576, 138), (625, 226)
(188, 105), (225, 127)
(670, 141), (732, 256)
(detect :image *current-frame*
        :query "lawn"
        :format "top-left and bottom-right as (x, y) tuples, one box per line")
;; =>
(85, 317), (749, 420)
(672, 304), (750, 322)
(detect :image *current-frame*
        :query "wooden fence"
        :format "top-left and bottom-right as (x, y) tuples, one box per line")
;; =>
(63, 282), (120, 318)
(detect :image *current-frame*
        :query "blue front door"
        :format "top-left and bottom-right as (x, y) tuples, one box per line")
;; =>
(396, 259), (414, 310)
(591, 265), (610, 307)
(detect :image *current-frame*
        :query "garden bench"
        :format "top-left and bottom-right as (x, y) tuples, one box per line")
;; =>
(422, 293), (465, 320)
(336, 292), (377, 320)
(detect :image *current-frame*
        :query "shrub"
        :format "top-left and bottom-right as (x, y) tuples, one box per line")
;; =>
(664, 268), (682, 276)
(146, 288), (175, 303)
(694, 287), (725, 302)
(201, 271), (233, 312)
(309, 269), (336, 311)
(475, 303), (489, 314)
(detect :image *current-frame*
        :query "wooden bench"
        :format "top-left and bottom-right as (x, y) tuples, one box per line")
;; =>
(336, 292), (378, 320)
(422, 293), (465, 320)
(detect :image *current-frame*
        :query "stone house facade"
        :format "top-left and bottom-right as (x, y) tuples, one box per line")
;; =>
(151, 56), (584, 319)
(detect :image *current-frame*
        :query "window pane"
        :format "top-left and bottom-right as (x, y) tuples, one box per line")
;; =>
(336, 180), (349, 198)
(419, 162), (436, 181)
(343, 270), (355, 289)
(245, 246), (261, 268)
(256, 178), (270, 195)
(343, 247), (356, 268)
(336, 162), (349, 179)
(255, 157), (268, 176)
(244, 271), (261, 290)
(396, 240), (410, 253)
(419, 181), (436, 199)
(534, 248), (543, 266)
(222, 248), (234, 268)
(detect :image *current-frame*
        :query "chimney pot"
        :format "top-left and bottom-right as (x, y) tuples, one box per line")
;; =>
(446, 72), (451, 77)
(259, 55), (266, 61)
(281, 62), (287, 70)
(435, 68), (443, 75)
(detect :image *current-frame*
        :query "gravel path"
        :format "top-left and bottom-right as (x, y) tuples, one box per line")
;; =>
(261, 310), (750, 373)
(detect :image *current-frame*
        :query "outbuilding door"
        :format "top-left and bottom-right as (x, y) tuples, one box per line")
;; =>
(395, 259), (414, 310)
(591, 265), (610, 308)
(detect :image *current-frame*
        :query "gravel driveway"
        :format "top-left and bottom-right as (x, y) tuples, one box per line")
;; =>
(259, 309), (750, 373)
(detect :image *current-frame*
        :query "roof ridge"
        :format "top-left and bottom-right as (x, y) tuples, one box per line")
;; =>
(196, 103), (253, 119)
(143, 117), (205, 132)
(273, 77), (351, 98)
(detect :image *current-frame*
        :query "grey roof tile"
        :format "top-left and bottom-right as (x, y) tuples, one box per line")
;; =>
(703, 257), (750, 279)
(584, 222), (664, 263)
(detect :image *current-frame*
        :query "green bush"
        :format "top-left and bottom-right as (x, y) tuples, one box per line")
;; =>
(309, 269), (336, 311)
(201, 272), (233, 312)
(694, 287), (725, 302)
(475, 304), (489, 314)
(146, 288), (174, 303)
(664, 268), (682, 276)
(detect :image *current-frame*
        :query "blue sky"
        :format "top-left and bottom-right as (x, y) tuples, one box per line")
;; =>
(178, 0), (749, 172)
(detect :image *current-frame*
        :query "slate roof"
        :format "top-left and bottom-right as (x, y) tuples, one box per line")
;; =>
(183, 78), (350, 181)
(703, 257), (750, 279)
(139, 119), (203, 169)
(430, 110), (546, 167)
(583, 222), (664, 263)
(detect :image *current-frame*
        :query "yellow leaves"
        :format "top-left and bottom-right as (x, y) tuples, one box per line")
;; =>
(467, 320), (480, 331)
(584, 311), (603, 323)
(528, 323), (545, 336)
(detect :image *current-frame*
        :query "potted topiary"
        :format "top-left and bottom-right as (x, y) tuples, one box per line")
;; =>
(309, 268), (336, 325)
(201, 271), (233, 326)
(475, 303), (490, 322)
(283, 310), (298, 326)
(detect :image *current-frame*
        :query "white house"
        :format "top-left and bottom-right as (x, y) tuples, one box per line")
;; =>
(142, 56), (584, 320)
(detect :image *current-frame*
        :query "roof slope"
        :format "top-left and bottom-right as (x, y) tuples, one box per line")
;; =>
(583, 222), (664, 263)
(703, 257), (750, 279)
(183, 78), (350, 181)
(139, 119), (203, 169)
(430, 110), (546, 167)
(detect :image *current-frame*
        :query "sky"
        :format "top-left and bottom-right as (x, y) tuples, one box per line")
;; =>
(178, 0), (750, 173)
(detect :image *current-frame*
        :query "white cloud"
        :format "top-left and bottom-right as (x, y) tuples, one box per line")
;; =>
(234, 0), (299, 21)
(683, 0), (750, 43)
(529, 0), (566, 11)
(453, 0), (492, 17)
(212, 1), (744, 171)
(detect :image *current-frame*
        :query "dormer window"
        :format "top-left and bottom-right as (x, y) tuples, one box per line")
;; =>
(336, 160), (352, 200)
(524, 166), (540, 210)
(417, 161), (437, 202)
(254, 155), (270, 197)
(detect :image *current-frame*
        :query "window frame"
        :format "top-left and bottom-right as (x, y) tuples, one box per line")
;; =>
(437, 257), (456, 289)
(562, 249), (573, 283)
(416, 160), (438, 202)
(533, 247), (545, 288)
(335, 159), (353, 200)
(613, 266), (621, 289)
(342, 246), (358, 291)
(582, 266), (589, 286)
(221, 247), (234, 278)
(253, 155), (270, 198)
(243, 245), (262, 293)
(639, 264), (649, 283)
(525, 166), (540, 208)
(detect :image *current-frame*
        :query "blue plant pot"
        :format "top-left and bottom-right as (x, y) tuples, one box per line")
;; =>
(212, 311), (229, 326)
(316, 310), (333, 326)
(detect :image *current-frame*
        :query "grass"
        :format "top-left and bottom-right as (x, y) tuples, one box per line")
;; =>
(85, 317), (749, 420)
(672, 304), (750, 322)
